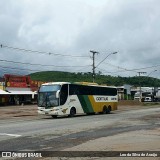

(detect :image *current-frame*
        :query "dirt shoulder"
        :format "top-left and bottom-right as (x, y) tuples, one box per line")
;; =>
(0, 101), (159, 120)
(0, 104), (38, 120)
(118, 100), (142, 106)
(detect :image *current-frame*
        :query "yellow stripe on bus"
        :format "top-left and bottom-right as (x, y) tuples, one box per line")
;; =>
(88, 96), (118, 112)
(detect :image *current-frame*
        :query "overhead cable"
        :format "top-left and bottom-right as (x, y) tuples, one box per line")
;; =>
(0, 44), (89, 58)
(0, 65), (42, 72)
(0, 58), (90, 68)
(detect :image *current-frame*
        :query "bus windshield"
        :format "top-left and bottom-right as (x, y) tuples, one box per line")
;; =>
(38, 85), (61, 108)
(39, 85), (61, 92)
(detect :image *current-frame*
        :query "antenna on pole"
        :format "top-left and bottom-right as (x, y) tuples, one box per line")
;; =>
(137, 71), (146, 102)
(90, 50), (99, 82)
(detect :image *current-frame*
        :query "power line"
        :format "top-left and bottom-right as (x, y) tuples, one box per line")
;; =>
(1, 44), (159, 76)
(0, 65), (42, 72)
(0, 44), (89, 58)
(102, 62), (160, 73)
(0, 65), (94, 75)
(74, 65), (92, 72)
(103, 63), (137, 73)
(0, 58), (90, 68)
(130, 65), (160, 71)
(96, 67), (119, 76)
(0, 68), (24, 76)
(0, 62), (92, 74)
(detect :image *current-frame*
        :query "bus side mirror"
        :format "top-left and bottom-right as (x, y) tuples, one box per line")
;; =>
(56, 90), (60, 98)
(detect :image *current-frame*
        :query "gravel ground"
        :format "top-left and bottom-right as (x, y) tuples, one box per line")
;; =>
(0, 102), (158, 119)
(0, 102), (160, 160)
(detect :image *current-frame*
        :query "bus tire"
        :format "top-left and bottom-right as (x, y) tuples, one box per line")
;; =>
(106, 106), (111, 114)
(103, 106), (107, 114)
(69, 107), (76, 117)
(52, 115), (57, 118)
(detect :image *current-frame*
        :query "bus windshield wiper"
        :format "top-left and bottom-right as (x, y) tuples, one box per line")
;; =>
(45, 94), (53, 108)
(39, 93), (47, 107)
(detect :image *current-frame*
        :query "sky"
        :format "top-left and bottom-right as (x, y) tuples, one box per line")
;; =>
(0, 0), (160, 78)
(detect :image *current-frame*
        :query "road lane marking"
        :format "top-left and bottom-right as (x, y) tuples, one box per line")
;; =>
(0, 133), (21, 137)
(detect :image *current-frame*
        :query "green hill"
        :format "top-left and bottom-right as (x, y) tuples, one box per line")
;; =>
(29, 71), (160, 87)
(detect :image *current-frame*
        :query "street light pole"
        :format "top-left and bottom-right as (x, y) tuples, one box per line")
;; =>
(147, 70), (157, 77)
(96, 52), (117, 68)
(90, 51), (117, 82)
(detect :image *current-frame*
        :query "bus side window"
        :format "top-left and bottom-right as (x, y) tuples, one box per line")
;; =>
(69, 84), (79, 95)
(69, 84), (74, 95)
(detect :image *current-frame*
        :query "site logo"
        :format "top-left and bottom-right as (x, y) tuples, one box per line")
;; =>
(2, 152), (11, 158)
(1, 152), (42, 158)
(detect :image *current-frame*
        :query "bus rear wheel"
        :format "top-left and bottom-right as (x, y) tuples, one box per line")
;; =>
(106, 106), (111, 114)
(103, 106), (107, 114)
(69, 107), (76, 117)
(102, 106), (111, 114)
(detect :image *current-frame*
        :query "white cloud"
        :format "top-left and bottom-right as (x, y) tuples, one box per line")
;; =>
(0, 0), (160, 78)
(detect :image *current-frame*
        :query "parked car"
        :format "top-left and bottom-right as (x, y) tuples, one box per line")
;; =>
(144, 97), (152, 102)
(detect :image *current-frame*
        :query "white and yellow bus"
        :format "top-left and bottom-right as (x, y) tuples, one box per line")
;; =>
(38, 82), (118, 118)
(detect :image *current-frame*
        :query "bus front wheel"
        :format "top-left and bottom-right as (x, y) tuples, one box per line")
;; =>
(69, 107), (76, 117)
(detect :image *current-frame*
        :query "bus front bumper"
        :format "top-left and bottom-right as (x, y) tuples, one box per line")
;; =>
(38, 108), (60, 116)
(38, 110), (58, 116)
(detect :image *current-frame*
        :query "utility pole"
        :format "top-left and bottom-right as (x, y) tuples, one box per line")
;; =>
(147, 70), (157, 101)
(90, 50), (99, 82)
(138, 72), (146, 102)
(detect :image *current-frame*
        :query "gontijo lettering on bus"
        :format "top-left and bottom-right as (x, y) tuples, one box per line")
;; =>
(94, 96), (117, 102)
(95, 96), (108, 101)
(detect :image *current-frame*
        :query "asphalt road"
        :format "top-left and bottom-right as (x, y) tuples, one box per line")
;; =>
(0, 106), (160, 159)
